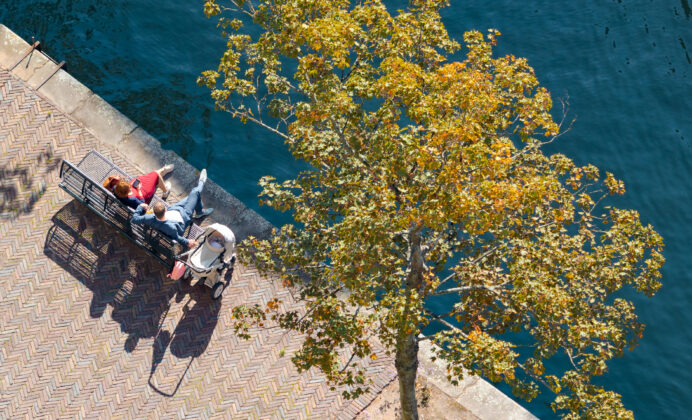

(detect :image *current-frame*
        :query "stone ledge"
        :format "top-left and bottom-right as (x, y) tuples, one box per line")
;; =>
(418, 340), (537, 420)
(39, 69), (94, 114)
(70, 93), (138, 146)
(0, 24), (35, 70)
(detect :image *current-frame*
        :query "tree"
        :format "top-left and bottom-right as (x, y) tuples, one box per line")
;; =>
(199, 0), (664, 418)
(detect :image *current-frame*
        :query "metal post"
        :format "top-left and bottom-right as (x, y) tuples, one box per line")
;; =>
(9, 41), (40, 70)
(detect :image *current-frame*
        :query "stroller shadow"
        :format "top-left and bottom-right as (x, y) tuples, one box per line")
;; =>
(148, 269), (230, 397)
(44, 201), (223, 394)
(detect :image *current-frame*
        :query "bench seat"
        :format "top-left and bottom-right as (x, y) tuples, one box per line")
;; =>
(58, 150), (203, 267)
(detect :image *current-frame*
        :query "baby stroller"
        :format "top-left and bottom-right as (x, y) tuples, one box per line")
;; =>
(174, 223), (236, 300)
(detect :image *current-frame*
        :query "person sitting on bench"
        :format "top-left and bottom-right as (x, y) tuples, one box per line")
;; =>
(131, 169), (213, 248)
(103, 164), (174, 209)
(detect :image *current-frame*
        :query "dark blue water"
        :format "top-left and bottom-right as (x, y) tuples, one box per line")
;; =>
(2, 1), (690, 418)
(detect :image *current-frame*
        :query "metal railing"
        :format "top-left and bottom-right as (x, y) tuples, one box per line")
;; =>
(10, 39), (67, 89)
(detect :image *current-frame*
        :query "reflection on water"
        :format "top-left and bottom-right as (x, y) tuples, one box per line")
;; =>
(3, 1), (692, 418)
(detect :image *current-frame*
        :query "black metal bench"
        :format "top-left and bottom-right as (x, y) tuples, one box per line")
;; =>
(58, 150), (203, 267)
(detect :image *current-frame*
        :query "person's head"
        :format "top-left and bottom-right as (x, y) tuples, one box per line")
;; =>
(153, 202), (166, 220)
(113, 180), (130, 198)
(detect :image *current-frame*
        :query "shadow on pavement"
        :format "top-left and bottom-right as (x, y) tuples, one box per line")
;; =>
(44, 200), (223, 395)
(148, 269), (229, 397)
(1, 145), (59, 219)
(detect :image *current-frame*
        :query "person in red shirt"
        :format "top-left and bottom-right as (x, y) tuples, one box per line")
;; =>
(103, 164), (174, 209)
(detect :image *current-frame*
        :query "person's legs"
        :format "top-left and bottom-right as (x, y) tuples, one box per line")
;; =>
(170, 169), (210, 220)
(156, 172), (172, 200)
(157, 164), (175, 176)
(154, 172), (167, 192)
(179, 184), (204, 218)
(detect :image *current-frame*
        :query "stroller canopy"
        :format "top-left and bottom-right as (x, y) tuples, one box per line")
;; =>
(205, 223), (236, 250)
(189, 223), (236, 270)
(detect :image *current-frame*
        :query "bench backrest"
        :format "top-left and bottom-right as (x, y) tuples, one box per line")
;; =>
(58, 150), (201, 267)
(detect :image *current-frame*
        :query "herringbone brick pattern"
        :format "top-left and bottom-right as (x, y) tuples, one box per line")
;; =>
(0, 70), (395, 419)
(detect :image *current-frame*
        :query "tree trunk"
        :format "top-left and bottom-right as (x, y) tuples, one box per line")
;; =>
(396, 332), (420, 420)
(396, 225), (425, 420)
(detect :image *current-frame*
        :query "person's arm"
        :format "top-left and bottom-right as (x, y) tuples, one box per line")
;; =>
(129, 196), (145, 208)
(130, 203), (149, 224)
(118, 196), (144, 210)
(175, 233), (191, 248)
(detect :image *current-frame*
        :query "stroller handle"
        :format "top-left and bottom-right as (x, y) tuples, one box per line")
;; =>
(176, 259), (229, 274)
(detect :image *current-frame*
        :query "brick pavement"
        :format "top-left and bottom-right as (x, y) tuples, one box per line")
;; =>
(0, 70), (396, 419)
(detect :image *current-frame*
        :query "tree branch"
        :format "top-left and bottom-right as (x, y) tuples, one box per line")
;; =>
(437, 244), (503, 289)
(231, 110), (291, 141)
(427, 283), (507, 297)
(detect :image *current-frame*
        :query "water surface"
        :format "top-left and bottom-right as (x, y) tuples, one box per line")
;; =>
(2, 1), (690, 418)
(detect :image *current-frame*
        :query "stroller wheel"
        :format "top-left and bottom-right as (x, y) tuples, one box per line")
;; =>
(211, 282), (225, 300)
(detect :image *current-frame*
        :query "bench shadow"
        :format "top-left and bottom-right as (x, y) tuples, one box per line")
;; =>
(44, 200), (174, 346)
(43, 200), (226, 396)
(43, 200), (222, 384)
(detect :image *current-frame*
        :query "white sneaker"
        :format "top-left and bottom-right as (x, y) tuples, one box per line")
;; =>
(161, 164), (175, 176)
(162, 181), (172, 200)
(198, 169), (207, 185)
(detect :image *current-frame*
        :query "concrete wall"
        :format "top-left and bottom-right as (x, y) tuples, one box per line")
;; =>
(418, 340), (538, 420)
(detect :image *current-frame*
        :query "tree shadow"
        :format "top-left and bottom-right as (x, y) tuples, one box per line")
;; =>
(1, 145), (59, 219)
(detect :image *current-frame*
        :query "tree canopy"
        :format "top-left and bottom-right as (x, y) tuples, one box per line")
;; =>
(200, 0), (664, 418)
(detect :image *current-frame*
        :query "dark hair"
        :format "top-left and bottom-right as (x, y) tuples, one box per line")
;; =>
(153, 202), (166, 219)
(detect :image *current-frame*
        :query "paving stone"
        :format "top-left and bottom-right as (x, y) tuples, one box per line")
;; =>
(0, 69), (396, 419)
